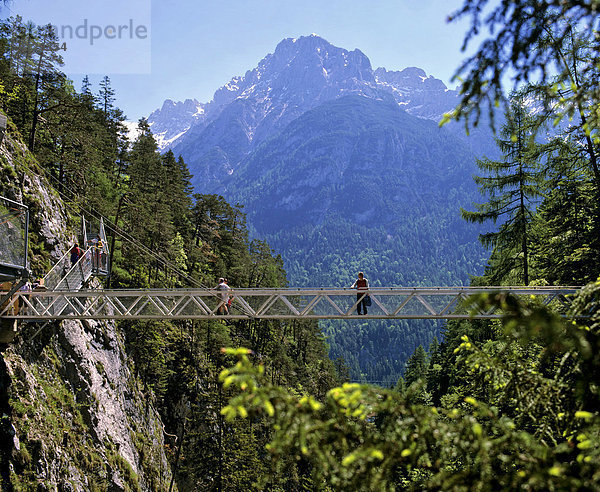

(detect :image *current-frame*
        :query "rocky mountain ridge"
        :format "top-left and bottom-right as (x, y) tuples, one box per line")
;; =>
(147, 35), (480, 192)
(147, 97), (205, 150)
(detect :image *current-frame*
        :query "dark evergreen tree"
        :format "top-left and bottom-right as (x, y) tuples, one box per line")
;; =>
(462, 95), (545, 285)
(98, 75), (115, 116)
(404, 344), (428, 387)
(161, 150), (193, 239)
(531, 174), (600, 285)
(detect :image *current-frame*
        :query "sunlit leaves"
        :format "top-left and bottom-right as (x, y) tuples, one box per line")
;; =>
(219, 282), (600, 489)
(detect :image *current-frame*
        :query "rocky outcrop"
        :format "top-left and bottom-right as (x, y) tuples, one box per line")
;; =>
(0, 115), (174, 490)
(3, 316), (172, 490)
(147, 98), (206, 150)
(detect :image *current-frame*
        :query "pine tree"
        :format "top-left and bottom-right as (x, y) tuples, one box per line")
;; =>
(531, 172), (600, 285)
(161, 150), (193, 239)
(0, 18), (65, 151)
(448, 0), (600, 134)
(404, 344), (428, 387)
(521, 24), (600, 197)
(80, 75), (91, 95)
(121, 118), (175, 285)
(26, 23), (64, 151)
(462, 95), (545, 285)
(98, 75), (115, 116)
(79, 75), (96, 108)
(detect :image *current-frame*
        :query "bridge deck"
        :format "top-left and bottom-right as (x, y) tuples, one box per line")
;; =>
(0, 286), (579, 321)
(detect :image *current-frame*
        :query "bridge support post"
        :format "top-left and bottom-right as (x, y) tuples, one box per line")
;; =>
(0, 278), (26, 343)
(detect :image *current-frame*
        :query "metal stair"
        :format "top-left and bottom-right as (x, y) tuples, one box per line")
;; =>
(39, 217), (110, 316)
(39, 247), (94, 316)
(43, 247), (91, 291)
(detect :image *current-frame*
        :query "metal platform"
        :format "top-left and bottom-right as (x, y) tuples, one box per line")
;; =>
(0, 196), (28, 282)
(0, 286), (580, 321)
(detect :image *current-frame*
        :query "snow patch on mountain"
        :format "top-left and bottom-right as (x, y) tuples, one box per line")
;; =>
(147, 98), (205, 150)
(122, 120), (141, 144)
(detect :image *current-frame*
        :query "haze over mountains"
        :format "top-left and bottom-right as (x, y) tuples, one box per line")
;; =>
(147, 34), (492, 383)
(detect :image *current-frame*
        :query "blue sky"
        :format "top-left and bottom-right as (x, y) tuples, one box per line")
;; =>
(6, 0), (472, 120)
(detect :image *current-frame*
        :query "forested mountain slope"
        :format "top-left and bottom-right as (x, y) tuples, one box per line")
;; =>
(223, 95), (487, 384)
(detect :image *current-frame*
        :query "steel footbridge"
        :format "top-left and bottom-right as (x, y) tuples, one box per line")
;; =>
(0, 286), (579, 322)
(0, 195), (581, 329)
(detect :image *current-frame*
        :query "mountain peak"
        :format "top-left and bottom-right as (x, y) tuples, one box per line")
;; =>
(148, 36), (468, 154)
(271, 34), (372, 72)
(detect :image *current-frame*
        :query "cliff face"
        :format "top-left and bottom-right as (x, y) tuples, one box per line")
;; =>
(0, 117), (72, 271)
(0, 116), (173, 490)
(3, 319), (172, 490)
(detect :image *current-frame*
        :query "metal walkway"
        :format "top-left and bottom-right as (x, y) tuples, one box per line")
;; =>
(0, 286), (579, 321)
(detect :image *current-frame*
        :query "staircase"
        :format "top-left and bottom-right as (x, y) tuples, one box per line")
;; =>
(37, 217), (110, 317)
(37, 247), (95, 316)
(43, 247), (94, 291)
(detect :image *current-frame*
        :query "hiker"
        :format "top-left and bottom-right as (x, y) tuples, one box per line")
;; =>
(17, 280), (32, 311)
(351, 272), (370, 315)
(70, 244), (82, 266)
(215, 278), (231, 315)
(91, 234), (104, 271)
(97, 235), (106, 270)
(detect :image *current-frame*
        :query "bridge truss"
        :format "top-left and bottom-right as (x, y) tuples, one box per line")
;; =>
(0, 286), (579, 321)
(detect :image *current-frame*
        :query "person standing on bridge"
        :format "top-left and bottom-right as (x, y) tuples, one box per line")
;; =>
(215, 278), (231, 315)
(351, 272), (369, 315)
(70, 244), (82, 267)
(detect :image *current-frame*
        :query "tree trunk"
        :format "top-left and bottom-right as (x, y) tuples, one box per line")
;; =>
(28, 53), (44, 151)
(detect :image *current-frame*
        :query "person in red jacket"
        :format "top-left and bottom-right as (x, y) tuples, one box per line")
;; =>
(351, 272), (369, 315)
(70, 244), (82, 266)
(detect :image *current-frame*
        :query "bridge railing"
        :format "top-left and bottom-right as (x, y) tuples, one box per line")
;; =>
(0, 286), (580, 321)
(43, 246), (94, 291)
(52, 247), (94, 292)
(43, 248), (75, 291)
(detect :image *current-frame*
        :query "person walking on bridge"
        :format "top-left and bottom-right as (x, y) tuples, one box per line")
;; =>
(215, 278), (231, 315)
(351, 272), (370, 315)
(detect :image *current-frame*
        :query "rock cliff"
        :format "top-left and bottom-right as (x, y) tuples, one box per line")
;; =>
(0, 115), (173, 490)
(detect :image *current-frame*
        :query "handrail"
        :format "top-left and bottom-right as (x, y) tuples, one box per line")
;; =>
(43, 248), (76, 290)
(52, 247), (94, 291)
(1, 286), (581, 321)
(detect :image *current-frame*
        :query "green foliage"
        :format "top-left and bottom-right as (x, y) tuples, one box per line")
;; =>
(529, 152), (600, 286)
(220, 281), (600, 490)
(403, 345), (428, 387)
(449, 1), (600, 139)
